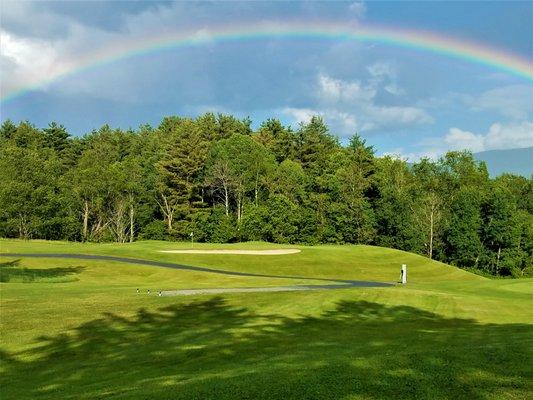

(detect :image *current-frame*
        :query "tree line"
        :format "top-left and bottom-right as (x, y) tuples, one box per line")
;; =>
(0, 115), (531, 277)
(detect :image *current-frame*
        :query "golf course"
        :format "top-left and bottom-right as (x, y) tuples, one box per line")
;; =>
(2, 0), (533, 398)
(1, 239), (531, 399)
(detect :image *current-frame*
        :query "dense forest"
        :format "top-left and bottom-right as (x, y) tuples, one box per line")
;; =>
(0, 115), (531, 277)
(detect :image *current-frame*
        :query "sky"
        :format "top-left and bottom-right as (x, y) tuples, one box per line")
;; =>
(1, 0), (532, 159)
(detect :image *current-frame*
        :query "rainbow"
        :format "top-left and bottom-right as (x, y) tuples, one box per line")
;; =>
(2, 21), (532, 103)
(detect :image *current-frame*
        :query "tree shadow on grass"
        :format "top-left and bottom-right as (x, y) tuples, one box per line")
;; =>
(1, 298), (531, 399)
(0, 259), (84, 283)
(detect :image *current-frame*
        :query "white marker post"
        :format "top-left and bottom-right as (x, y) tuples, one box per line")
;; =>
(401, 264), (407, 284)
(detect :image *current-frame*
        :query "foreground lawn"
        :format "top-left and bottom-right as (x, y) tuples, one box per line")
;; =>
(0, 239), (532, 399)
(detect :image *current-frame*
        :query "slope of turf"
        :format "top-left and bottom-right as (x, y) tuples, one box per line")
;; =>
(0, 239), (479, 283)
(0, 239), (531, 399)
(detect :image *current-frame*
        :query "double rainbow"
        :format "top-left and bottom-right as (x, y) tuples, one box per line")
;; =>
(2, 21), (532, 103)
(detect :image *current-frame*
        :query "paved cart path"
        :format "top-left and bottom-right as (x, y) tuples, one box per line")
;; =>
(0, 253), (394, 294)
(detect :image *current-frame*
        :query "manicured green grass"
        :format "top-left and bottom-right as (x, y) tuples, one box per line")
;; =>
(1, 239), (532, 399)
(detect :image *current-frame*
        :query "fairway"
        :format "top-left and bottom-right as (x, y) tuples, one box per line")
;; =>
(0, 252), (393, 293)
(1, 239), (532, 399)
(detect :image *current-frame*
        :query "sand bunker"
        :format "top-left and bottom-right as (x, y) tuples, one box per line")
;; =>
(159, 249), (301, 255)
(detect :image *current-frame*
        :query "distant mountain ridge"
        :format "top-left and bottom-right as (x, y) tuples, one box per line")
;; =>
(474, 147), (532, 177)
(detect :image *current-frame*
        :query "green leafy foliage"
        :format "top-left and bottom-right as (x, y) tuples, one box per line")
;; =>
(0, 116), (531, 276)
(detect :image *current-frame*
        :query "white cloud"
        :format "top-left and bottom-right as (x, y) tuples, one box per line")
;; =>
(281, 107), (317, 125)
(385, 121), (533, 162)
(382, 148), (441, 162)
(384, 83), (405, 96)
(297, 72), (432, 135)
(467, 85), (533, 119)
(365, 105), (433, 126)
(485, 121), (533, 149)
(0, 9), (116, 97)
(0, 29), (75, 96)
(348, 2), (367, 18)
(317, 74), (375, 103)
(444, 128), (485, 153)
(397, 121), (533, 162)
(326, 110), (358, 131)
(366, 61), (406, 96)
(446, 121), (533, 152)
(317, 75), (342, 101)
(367, 61), (395, 80)
(281, 107), (358, 131)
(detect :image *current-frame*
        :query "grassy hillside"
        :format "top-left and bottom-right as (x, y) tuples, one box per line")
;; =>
(0, 239), (480, 283)
(0, 239), (531, 399)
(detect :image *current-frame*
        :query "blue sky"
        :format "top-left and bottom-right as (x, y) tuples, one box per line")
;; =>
(1, 0), (532, 159)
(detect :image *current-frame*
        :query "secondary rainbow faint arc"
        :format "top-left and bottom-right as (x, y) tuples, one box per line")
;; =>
(2, 22), (532, 103)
